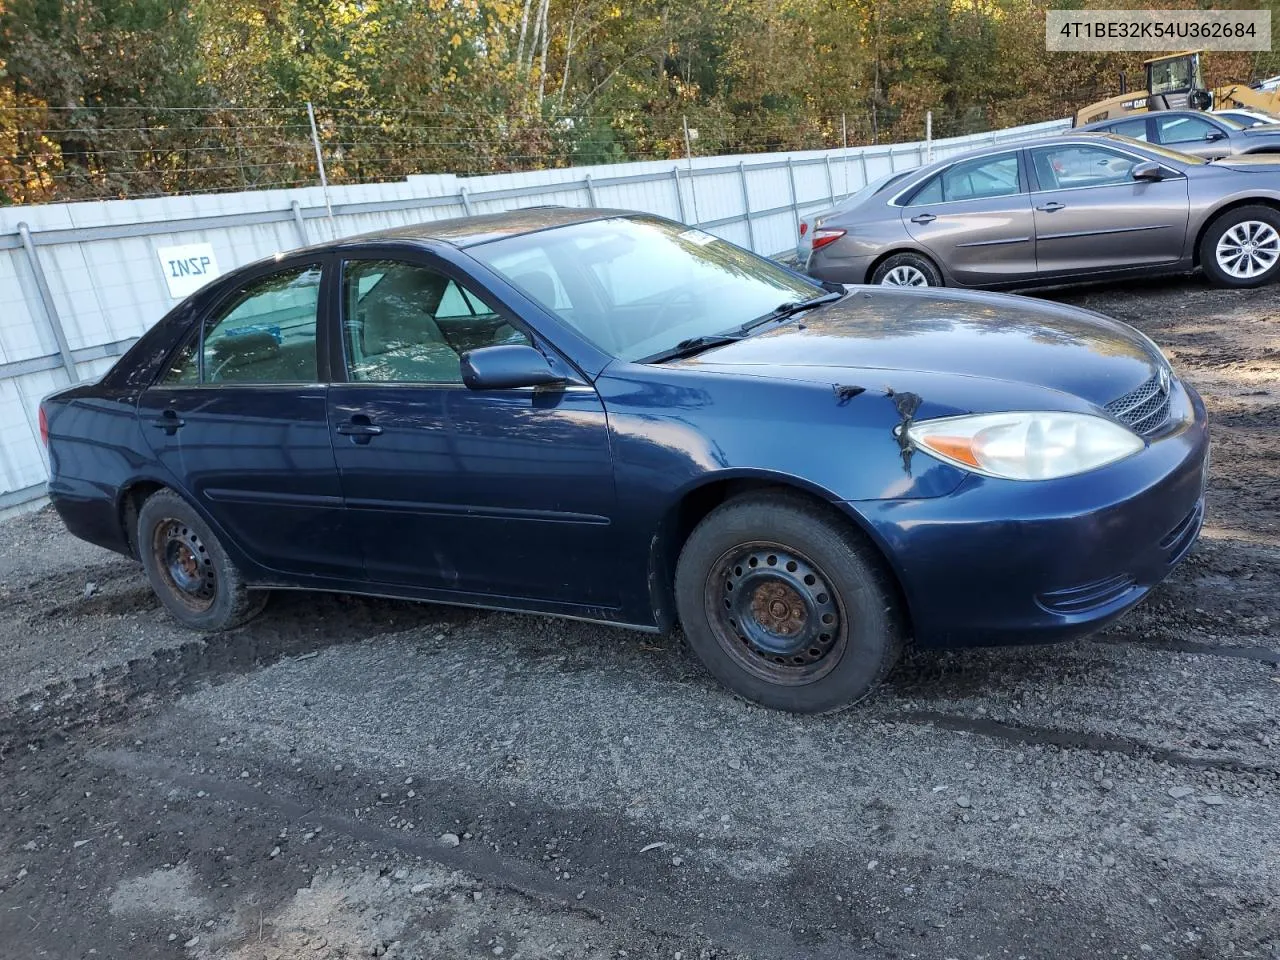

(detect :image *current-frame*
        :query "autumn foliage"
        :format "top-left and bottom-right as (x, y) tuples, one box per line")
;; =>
(2, 0), (1277, 203)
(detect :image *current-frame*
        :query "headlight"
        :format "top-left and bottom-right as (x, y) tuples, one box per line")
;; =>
(906, 411), (1144, 481)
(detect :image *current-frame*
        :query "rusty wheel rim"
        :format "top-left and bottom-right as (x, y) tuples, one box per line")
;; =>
(704, 542), (846, 686)
(152, 519), (217, 613)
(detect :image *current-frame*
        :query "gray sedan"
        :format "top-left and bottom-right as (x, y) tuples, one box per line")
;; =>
(800, 134), (1280, 290)
(1076, 110), (1280, 160)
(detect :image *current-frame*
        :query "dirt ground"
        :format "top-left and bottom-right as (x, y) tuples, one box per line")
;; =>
(1, 273), (1277, 960)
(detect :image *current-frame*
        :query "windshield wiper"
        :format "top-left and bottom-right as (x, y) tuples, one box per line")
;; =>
(638, 333), (746, 364)
(739, 289), (845, 333)
(640, 289), (845, 364)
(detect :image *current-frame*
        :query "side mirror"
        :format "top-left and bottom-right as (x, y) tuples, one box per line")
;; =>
(460, 344), (565, 390)
(1204, 130), (1227, 142)
(1131, 161), (1165, 182)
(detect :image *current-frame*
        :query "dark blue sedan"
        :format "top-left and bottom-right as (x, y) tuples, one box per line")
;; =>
(41, 207), (1209, 712)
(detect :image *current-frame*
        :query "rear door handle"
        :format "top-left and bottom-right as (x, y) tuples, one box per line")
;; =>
(147, 410), (185, 434)
(909, 213), (937, 224)
(1036, 202), (1066, 212)
(336, 415), (383, 443)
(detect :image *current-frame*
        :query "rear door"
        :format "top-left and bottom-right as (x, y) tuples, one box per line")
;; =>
(136, 259), (358, 579)
(1027, 142), (1190, 276)
(899, 151), (1038, 285)
(326, 251), (620, 608)
(1104, 117), (1154, 143)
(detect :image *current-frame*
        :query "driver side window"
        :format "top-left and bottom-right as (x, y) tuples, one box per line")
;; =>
(341, 260), (530, 384)
(1154, 115), (1220, 145)
(1031, 145), (1136, 190)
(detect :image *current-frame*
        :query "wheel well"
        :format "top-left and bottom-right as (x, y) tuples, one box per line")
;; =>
(1193, 197), (1280, 266)
(650, 479), (913, 639)
(118, 481), (166, 559)
(863, 247), (942, 284)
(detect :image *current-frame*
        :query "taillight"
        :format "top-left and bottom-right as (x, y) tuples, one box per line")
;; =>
(798, 222), (808, 237)
(38, 405), (49, 447)
(811, 228), (846, 251)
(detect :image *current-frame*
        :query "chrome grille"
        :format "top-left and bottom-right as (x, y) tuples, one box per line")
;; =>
(1105, 373), (1171, 436)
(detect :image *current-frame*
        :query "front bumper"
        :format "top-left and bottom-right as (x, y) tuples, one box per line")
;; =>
(847, 381), (1209, 649)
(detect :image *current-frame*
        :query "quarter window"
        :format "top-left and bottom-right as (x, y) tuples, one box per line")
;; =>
(342, 260), (530, 383)
(908, 154), (1021, 205)
(1030, 144), (1137, 190)
(161, 265), (322, 384)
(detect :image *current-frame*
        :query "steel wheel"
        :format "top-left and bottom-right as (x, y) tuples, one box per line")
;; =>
(880, 264), (930, 286)
(1215, 220), (1280, 280)
(151, 518), (217, 613)
(703, 541), (847, 686)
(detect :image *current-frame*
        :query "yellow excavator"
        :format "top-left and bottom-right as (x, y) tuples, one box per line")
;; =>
(1074, 50), (1280, 126)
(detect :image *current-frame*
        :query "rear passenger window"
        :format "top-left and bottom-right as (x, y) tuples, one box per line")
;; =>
(1110, 118), (1149, 141)
(162, 266), (322, 384)
(907, 154), (1021, 205)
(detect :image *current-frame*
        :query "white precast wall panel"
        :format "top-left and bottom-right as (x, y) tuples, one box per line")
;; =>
(0, 252), (51, 364)
(0, 117), (1067, 509)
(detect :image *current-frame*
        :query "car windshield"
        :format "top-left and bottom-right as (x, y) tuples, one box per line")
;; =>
(1212, 113), (1247, 130)
(469, 215), (824, 362)
(1120, 137), (1208, 166)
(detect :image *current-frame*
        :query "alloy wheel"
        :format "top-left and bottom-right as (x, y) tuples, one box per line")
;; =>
(880, 265), (930, 286)
(1215, 220), (1280, 280)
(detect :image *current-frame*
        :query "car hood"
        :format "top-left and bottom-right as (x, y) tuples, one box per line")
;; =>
(1211, 153), (1280, 171)
(676, 287), (1163, 406)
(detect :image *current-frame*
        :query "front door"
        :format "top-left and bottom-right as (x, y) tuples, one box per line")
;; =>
(1027, 142), (1190, 276)
(136, 261), (359, 580)
(900, 150), (1038, 285)
(1150, 113), (1233, 159)
(326, 255), (620, 609)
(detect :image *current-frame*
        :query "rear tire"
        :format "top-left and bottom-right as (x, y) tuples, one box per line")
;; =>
(870, 252), (943, 287)
(674, 492), (905, 713)
(1199, 205), (1280, 288)
(136, 489), (269, 631)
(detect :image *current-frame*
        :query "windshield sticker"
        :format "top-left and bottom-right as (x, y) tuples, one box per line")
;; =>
(678, 229), (719, 246)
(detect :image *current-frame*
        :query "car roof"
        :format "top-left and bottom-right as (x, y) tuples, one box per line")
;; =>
(910, 131), (1145, 171)
(332, 205), (630, 250)
(1076, 110), (1220, 131)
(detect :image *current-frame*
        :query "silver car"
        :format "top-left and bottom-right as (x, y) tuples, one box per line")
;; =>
(1076, 110), (1280, 159)
(800, 133), (1280, 290)
(1213, 109), (1280, 128)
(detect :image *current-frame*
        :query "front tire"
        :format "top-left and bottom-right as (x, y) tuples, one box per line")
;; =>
(1200, 205), (1280, 288)
(674, 492), (905, 713)
(136, 489), (269, 631)
(870, 252), (943, 287)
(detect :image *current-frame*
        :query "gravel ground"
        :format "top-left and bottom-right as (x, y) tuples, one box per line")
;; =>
(0, 273), (1277, 960)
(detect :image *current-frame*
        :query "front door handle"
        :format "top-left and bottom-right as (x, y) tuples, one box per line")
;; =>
(147, 410), (185, 434)
(909, 213), (937, 224)
(1036, 202), (1066, 212)
(336, 415), (383, 444)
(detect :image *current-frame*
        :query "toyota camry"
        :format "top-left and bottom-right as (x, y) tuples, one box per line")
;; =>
(41, 208), (1209, 712)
